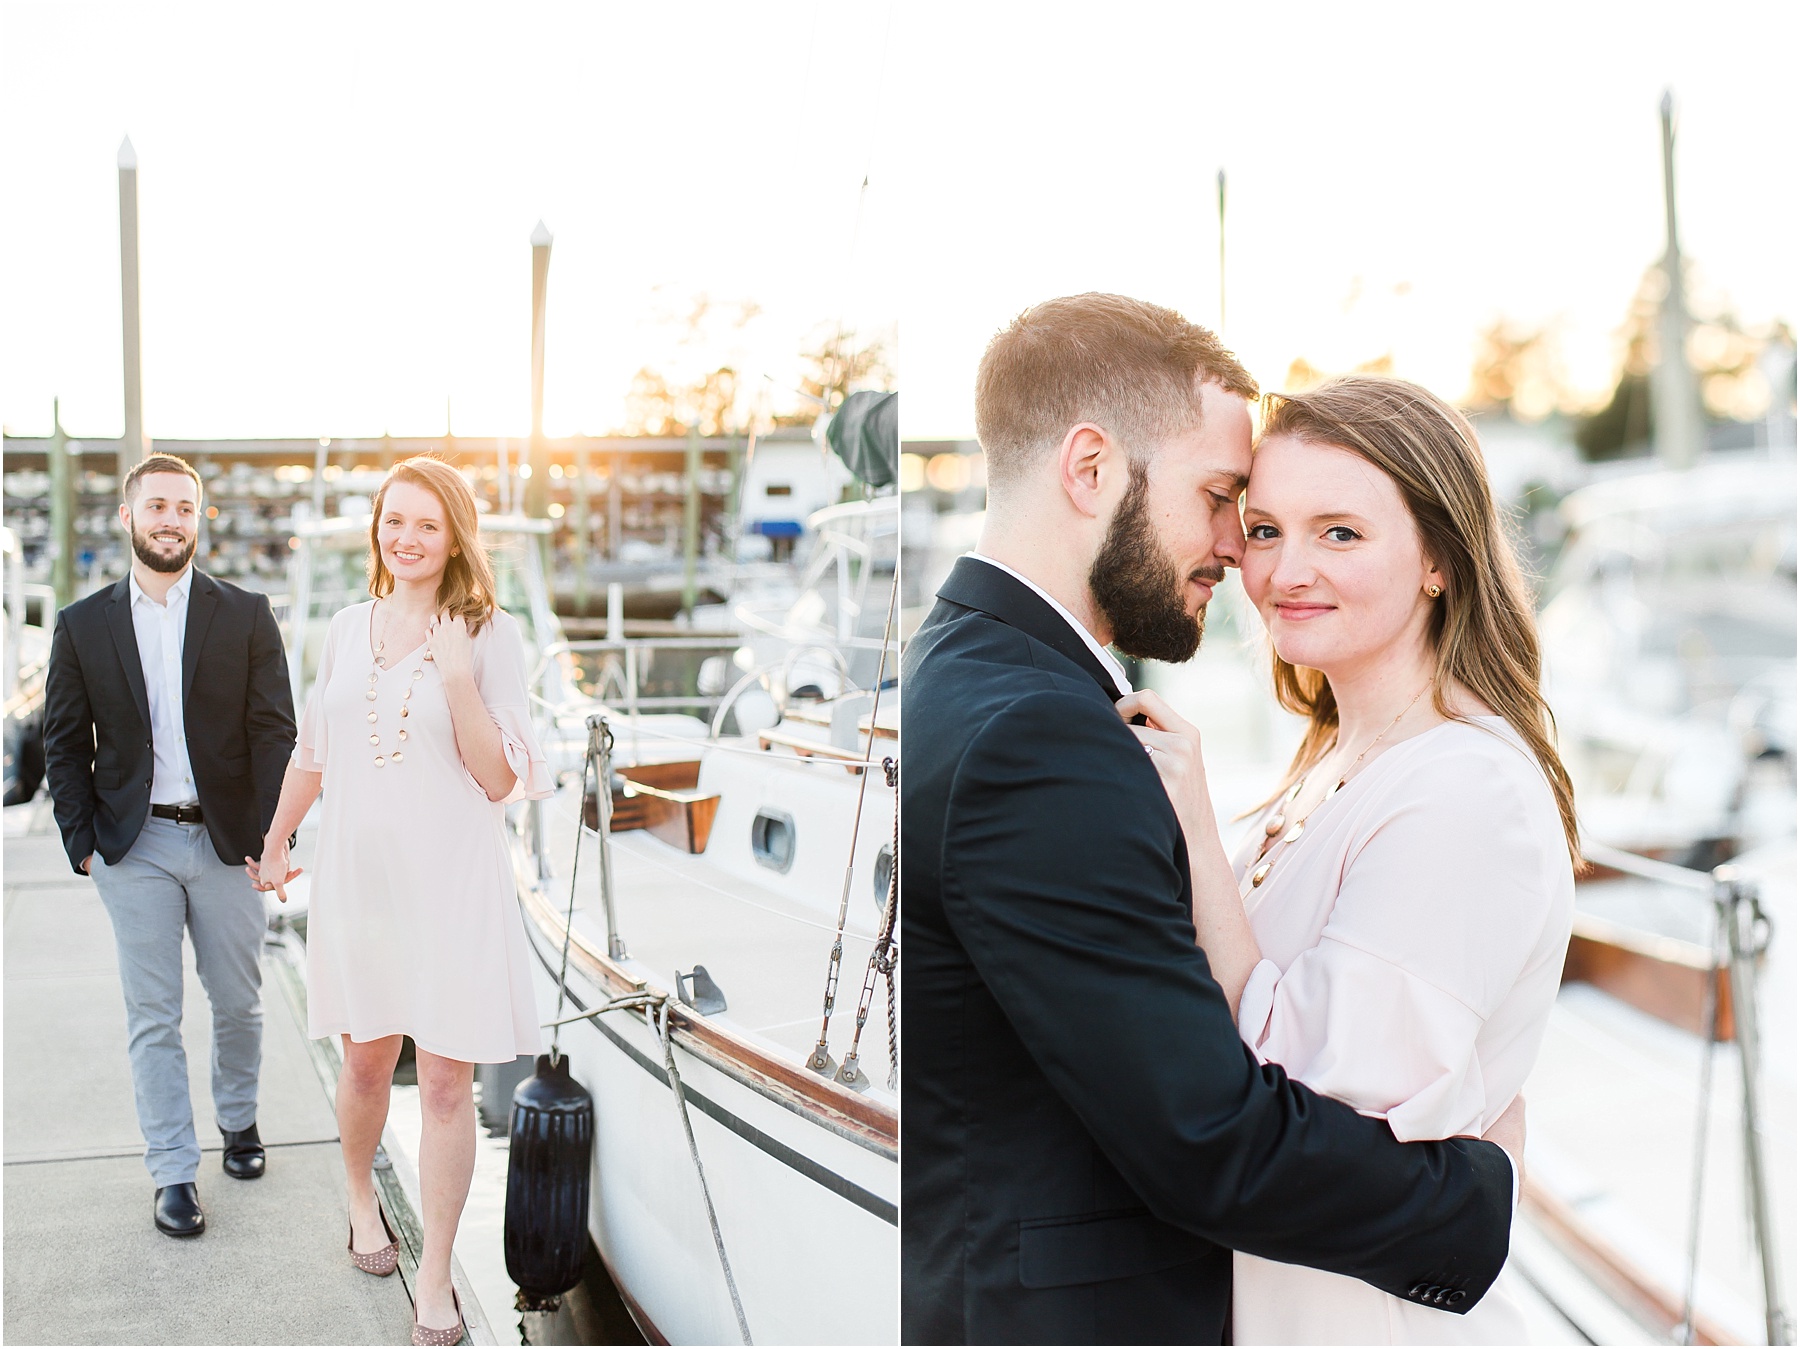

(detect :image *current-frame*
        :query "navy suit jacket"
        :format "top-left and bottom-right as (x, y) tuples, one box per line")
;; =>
(900, 557), (1513, 1344)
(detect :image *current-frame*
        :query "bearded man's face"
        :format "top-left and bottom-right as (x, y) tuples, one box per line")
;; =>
(123, 471), (200, 574)
(1088, 460), (1219, 664)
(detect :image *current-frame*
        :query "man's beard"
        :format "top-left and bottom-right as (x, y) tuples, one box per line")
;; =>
(130, 521), (197, 574)
(1088, 465), (1221, 664)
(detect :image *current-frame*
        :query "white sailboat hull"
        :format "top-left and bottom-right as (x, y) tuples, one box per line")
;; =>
(511, 745), (899, 1346)
(520, 924), (897, 1344)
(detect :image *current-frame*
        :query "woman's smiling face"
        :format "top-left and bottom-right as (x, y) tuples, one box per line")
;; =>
(377, 478), (453, 587)
(1239, 433), (1442, 679)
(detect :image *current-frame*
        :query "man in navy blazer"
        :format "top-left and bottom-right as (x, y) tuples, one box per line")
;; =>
(901, 294), (1520, 1344)
(44, 454), (295, 1238)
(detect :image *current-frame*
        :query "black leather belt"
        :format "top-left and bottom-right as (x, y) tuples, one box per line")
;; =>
(151, 803), (205, 825)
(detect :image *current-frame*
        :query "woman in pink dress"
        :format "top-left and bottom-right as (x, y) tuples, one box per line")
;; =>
(250, 455), (551, 1345)
(1125, 376), (1579, 1343)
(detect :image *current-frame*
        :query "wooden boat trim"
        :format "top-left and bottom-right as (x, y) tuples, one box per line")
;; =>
(1562, 913), (1736, 1039)
(617, 760), (703, 792)
(1522, 1176), (1736, 1345)
(1570, 910), (1712, 970)
(776, 704), (897, 742)
(754, 726), (875, 770)
(856, 712), (899, 740)
(615, 778), (720, 854)
(515, 867), (898, 1158)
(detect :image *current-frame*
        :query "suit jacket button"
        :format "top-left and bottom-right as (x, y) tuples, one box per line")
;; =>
(1446, 1290), (1466, 1307)
(1408, 1283), (1430, 1300)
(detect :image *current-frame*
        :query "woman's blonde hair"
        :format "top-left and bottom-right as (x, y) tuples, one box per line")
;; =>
(367, 455), (498, 637)
(1257, 375), (1581, 866)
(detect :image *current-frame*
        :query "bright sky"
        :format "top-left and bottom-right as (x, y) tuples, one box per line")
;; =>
(893, 0), (1797, 438)
(0, 1), (897, 439)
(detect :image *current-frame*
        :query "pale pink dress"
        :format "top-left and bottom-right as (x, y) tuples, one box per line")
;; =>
(1229, 716), (1574, 1345)
(295, 601), (554, 1064)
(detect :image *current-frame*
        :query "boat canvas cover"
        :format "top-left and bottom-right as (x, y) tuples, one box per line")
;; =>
(827, 391), (898, 488)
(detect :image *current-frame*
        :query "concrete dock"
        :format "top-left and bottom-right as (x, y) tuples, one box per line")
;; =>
(3, 798), (485, 1346)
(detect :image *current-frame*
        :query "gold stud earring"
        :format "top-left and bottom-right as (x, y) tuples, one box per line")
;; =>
(1427, 584), (1443, 598)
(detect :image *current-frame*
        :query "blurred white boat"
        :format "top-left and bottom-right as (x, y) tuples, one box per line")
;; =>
(1540, 460), (1796, 864)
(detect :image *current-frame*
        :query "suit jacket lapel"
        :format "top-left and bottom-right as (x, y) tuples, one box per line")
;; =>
(104, 577), (152, 728)
(182, 570), (218, 706)
(936, 556), (1124, 702)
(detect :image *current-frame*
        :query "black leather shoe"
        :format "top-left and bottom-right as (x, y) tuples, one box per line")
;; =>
(154, 1182), (206, 1237)
(221, 1123), (266, 1180)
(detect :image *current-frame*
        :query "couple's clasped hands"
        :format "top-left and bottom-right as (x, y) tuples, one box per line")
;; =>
(245, 610), (476, 902)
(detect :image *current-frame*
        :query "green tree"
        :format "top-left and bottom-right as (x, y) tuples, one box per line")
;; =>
(778, 326), (895, 426)
(620, 364), (743, 436)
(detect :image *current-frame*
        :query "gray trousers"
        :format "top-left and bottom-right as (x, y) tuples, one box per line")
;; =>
(90, 815), (265, 1186)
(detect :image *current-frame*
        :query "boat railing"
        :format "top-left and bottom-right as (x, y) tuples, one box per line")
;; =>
(1577, 837), (1792, 1346)
(528, 635), (745, 724)
(729, 495), (899, 652)
(517, 632), (889, 888)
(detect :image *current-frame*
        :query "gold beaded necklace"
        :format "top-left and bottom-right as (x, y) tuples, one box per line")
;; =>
(366, 600), (433, 768)
(1245, 683), (1430, 892)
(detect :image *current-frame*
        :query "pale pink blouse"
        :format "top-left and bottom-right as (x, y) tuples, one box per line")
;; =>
(1230, 716), (1574, 1345)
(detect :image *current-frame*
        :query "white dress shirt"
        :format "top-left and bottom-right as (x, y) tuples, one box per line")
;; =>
(964, 552), (1132, 697)
(130, 567), (199, 806)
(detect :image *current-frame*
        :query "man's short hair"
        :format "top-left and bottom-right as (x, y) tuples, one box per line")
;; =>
(122, 454), (203, 506)
(974, 293), (1258, 491)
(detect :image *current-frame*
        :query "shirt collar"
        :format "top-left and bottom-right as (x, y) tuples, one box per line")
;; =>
(129, 565), (194, 610)
(965, 552), (1132, 697)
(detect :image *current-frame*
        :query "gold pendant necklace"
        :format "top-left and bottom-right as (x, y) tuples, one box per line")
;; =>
(367, 601), (433, 767)
(1247, 683), (1431, 891)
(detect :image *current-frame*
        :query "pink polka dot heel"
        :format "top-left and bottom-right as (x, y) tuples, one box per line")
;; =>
(347, 1199), (399, 1277)
(411, 1288), (465, 1346)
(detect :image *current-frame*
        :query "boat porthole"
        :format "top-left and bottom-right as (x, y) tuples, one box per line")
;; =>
(873, 845), (893, 907)
(751, 809), (796, 873)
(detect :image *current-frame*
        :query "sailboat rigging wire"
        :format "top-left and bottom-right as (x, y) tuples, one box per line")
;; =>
(807, 563), (900, 1079)
(548, 719), (597, 1066)
(659, 999), (754, 1345)
(843, 755), (902, 1092)
(1677, 902), (1723, 1346)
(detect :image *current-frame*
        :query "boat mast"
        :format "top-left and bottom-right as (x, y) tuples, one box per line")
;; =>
(1653, 91), (1704, 470)
(1217, 168), (1227, 338)
(527, 220), (553, 519)
(118, 137), (147, 483)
